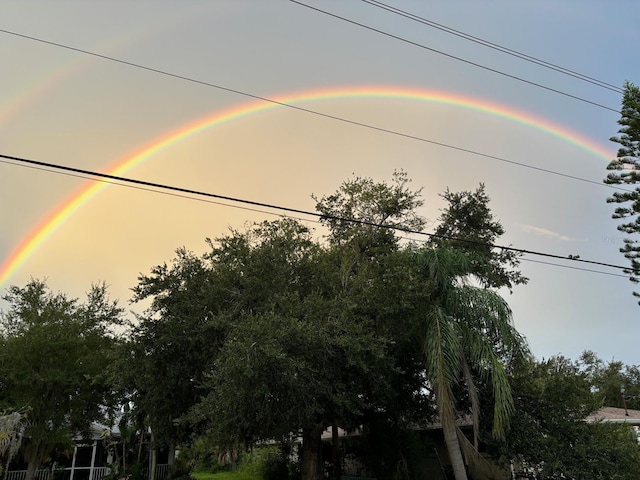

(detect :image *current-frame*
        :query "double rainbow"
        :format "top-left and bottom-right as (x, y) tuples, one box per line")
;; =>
(0, 86), (613, 287)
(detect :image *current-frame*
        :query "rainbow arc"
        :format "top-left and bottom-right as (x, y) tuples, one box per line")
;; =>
(0, 86), (613, 287)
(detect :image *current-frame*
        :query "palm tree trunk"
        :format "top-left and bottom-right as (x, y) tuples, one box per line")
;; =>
(442, 418), (467, 480)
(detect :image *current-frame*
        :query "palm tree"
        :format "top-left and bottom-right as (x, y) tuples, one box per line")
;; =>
(414, 247), (528, 480)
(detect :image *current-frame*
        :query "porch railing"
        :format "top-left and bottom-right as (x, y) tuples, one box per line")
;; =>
(6, 467), (110, 480)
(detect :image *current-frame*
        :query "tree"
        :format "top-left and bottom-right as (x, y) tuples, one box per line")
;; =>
(486, 355), (640, 479)
(579, 350), (640, 411)
(313, 172), (431, 478)
(123, 248), (226, 478)
(430, 184), (527, 290)
(189, 219), (392, 480)
(413, 247), (528, 480)
(313, 169), (425, 253)
(604, 81), (640, 302)
(0, 280), (122, 480)
(128, 174), (529, 480)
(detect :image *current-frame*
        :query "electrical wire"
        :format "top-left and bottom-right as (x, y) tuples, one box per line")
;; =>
(2, 158), (631, 280)
(0, 158), (313, 221)
(5, 156), (629, 280)
(2, 153), (635, 276)
(0, 28), (630, 194)
(520, 257), (631, 279)
(362, 0), (623, 94)
(289, 0), (620, 113)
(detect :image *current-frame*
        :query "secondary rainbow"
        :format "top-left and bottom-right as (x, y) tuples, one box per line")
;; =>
(0, 85), (614, 287)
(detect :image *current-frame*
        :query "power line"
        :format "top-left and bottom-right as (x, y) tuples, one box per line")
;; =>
(289, 0), (620, 113)
(2, 157), (631, 280)
(0, 159), (630, 280)
(5, 158), (628, 283)
(0, 28), (629, 194)
(2, 153), (635, 275)
(362, 0), (623, 94)
(0, 158), (287, 220)
(520, 257), (631, 279)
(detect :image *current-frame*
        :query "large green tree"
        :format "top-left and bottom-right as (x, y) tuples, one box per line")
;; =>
(0, 280), (122, 480)
(122, 248), (226, 478)
(128, 173), (529, 480)
(604, 81), (640, 302)
(313, 172), (431, 478)
(486, 355), (640, 479)
(190, 218), (393, 480)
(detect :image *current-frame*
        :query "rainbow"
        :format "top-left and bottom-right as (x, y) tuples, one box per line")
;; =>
(0, 86), (614, 287)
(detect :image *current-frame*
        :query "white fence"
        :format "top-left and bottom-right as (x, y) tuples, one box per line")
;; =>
(6, 464), (170, 480)
(6, 467), (110, 480)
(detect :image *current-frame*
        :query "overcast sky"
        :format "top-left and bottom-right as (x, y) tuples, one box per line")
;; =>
(1, 0), (639, 364)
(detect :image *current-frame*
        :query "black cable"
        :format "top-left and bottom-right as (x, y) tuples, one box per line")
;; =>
(2, 153), (635, 274)
(2, 158), (630, 280)
(289, 0), (620, 113)
(520, 257), (631, 279)
(2, 162), (633, 295)
(0, 158), (314, 221)
(0, 159), (630, 280)
(362, 0), (623, 94)
(0, 28), (629, 194)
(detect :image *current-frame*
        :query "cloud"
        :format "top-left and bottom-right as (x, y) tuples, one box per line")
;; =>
(519, 224), (586, 242)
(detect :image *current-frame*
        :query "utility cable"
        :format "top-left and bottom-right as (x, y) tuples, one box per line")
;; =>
(1, 158), (631, 280)
(0, 158), (283, 219)
(520, 258), (631, 279)
(289, 1), (620, 113)
(0, 28), (629, 194)
(3, 156), (630, 281)
(362, 0), (623, 94)
(2, 153), (635, 275)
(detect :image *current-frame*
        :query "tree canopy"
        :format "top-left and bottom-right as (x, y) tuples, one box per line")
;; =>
(484, 354), (640, 480)
(430, 183), (528, 290)
(0, 280), (123, 480)
(1, 174), (540, 480)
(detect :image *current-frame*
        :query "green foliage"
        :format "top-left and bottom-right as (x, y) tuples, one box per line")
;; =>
(0, 280), (123, 477)
(313, 169), (425, 251)
(191, 219), (391, 448)
(411, 246), (528, 480)
(122, 248), (226, 449)
(430, 183), (527, 290)
(485, 355), (640, 480)
(604, 81), (640, 300)
(127, 173), (530, 480)
(579, 350), (640, 410)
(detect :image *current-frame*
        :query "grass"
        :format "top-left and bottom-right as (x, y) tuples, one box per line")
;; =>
(192, 468), (261, 480)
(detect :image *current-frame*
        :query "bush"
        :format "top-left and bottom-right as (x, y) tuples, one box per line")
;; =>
(262, 453), (290, 480)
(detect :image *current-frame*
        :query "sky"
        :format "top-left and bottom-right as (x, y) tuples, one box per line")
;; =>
(1, 0), (639, 364)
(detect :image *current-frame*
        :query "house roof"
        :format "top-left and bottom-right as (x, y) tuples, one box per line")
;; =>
(585, 406), (640, 424)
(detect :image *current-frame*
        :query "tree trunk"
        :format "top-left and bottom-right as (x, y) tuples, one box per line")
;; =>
(168, 442), (175, 466)
(301, 425), (323, 480)
(26, 460), (38, 480)
(25, 442), (47, 480)
(149, 446), (157, 480)
(442, 418), (468, 480)
(331, 422), (341, 480)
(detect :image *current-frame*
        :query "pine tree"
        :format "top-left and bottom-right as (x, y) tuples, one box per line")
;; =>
(604, 81), (640, 302)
